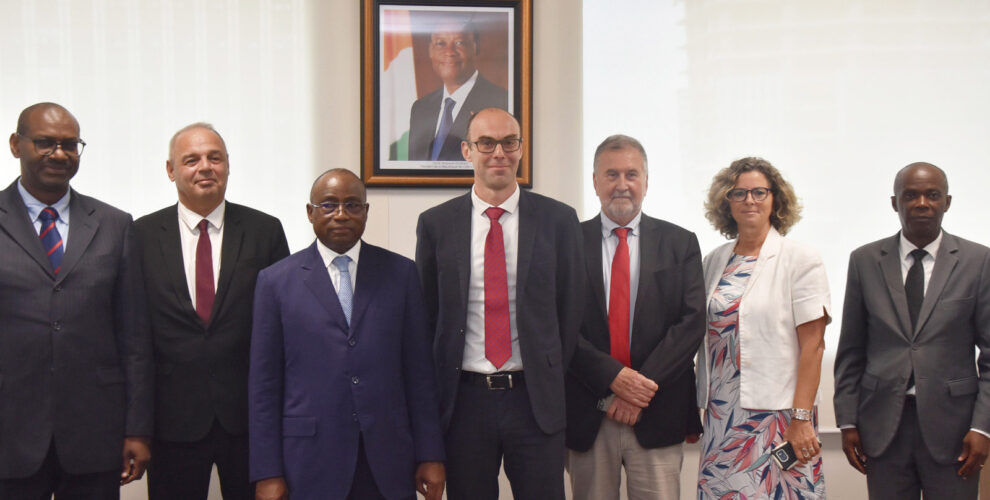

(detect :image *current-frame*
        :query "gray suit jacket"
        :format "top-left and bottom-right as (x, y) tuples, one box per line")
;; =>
(834, 231), (990, 463)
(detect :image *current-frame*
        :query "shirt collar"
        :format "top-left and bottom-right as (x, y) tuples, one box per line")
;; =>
(18, 178), (70, 224)
(471, 183), (520, 217)
(316, 238), (362, 270)
(899, 230), (942, 261)
(443, 70), (480, 103)
(178, 200), (226, 233)
(600, 211), (642, 238)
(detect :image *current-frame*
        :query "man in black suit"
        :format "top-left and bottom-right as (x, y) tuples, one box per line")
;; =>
(408, 14), (508, 161)
(565, 135), (705, 500)
(134, 123), (289, 499)
(0, 102), (152, 498)
(416, 107), (584, 499)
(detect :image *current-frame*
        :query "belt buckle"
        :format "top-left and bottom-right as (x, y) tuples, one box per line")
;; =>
(486, 373), (512, 390)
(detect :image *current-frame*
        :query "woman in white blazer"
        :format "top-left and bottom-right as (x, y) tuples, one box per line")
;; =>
(696, 157), (831, 499)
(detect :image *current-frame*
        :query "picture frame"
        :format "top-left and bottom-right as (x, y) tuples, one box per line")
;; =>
(360, 0), (533, 187)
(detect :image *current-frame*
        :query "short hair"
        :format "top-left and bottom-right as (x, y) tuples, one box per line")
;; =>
(704, 157), (802, 238)
(593, 134), (648, 175)
(893, 162), (949, 194)
(168, 122), (227, 163)
(430, 14), (481, 50)
(311, 168), (366, 201)
(16, 102), (76, 135)
(464, 108), (520, 142)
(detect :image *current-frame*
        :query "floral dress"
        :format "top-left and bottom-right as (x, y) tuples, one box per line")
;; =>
(697, 254), (825, 499)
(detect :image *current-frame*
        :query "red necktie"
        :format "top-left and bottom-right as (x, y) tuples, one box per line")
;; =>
(484, 207), (511, 369)
(609, 227), (631, 367)
(195, 219), (215, 325)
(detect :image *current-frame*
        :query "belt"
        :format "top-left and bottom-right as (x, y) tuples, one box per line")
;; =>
(461, 371), (524, 390)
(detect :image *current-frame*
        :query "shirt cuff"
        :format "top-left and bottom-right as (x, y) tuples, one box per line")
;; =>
(971, 428), (990, 439)
(838, 425), (856, 430)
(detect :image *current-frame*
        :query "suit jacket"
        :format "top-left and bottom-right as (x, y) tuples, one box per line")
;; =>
(408, 75), (508, 161)
(565, 214), (705, 452)
(134, 202), (289, 442)
(249, 242), (444, 500)
(834, 231), (990, 464)
(415, 189), (584, 435)
(0, 180), (152, 478)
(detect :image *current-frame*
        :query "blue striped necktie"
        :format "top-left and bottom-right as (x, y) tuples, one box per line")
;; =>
(39, 207), (65, 274)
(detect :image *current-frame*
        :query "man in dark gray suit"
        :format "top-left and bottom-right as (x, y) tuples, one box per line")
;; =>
(416, 108), (583, 499)
(834, 162), (990, 499)
(0, 102), (152, 498)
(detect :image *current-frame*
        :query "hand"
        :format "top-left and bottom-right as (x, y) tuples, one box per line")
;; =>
(608, 367), (658, 408)
(782, 419), (819, 466)
(685, 433), (701, 444)
(840, 428), (867, 474)
(415, 461), (445, 500)
(957, 430), (990, 479)
(606, 396), (643, 426)
(256, 477), (289, 500)
(120, 436), (150, 485)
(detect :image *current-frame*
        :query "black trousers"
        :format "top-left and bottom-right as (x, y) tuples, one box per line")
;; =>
(0, 440), (119, 500)
(346, 435), (388, 500)
(444, 374), (566, 500)
(147, 419), (251, 500)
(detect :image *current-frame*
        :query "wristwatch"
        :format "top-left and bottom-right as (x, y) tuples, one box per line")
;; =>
(790, 408), (812, 421)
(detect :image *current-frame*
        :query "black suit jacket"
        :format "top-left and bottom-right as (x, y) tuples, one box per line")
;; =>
(566, 214), (705, 452)
(0, 181), (152, 478)
(134, 202), (288, 442)
(415, 189), (584, 434)
(408, 75), (508, 161)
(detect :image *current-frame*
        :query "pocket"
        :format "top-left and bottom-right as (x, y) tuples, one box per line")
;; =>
(282, 416), (317, 437)
(947, 376), (979, 396)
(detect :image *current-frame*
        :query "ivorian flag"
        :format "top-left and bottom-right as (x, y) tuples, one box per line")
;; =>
(381, 9), (417, 161)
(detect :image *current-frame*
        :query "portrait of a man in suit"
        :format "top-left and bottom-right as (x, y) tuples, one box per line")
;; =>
(415, 108), (584, 499)
(134, 123), (290, 499)
(834, 162), (990, 499)
(250, 169), (445, 500)
(0, 102), (152, 498)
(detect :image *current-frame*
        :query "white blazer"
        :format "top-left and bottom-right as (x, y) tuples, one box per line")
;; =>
(697, 227), (831, 410)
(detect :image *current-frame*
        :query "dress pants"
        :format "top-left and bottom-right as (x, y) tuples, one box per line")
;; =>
(866, 397), (978, 500)
(567, 417), (683, 500)
(148, 419), (251, 500)
(345, 434), (389, 500)
(445, 373), (566, 500)
(0, 440), (119, 500)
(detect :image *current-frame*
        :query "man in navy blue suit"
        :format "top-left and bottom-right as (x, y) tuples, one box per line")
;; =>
(249, 169), (445, 500)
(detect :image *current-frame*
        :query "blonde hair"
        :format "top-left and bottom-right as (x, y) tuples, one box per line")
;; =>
(704, 157), (802, 238)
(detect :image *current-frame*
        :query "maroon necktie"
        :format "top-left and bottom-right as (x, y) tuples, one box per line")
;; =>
(484, 207), (511, 369)
(195, 219), (215, 325)
(609, 227), (631, 367)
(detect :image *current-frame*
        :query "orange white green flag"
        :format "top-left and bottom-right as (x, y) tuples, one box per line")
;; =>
(380, 9), (417, 161)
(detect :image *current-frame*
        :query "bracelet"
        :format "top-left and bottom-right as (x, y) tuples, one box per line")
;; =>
(790, 408), (812, 421)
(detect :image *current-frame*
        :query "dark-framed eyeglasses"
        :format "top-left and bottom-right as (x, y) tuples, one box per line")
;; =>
(309, 201), (368, 215)
(16, 134), (86, 157)
(469, 137), (522, 154)
(726, 187), (772, 202)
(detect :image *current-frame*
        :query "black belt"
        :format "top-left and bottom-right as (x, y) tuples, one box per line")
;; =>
(461, 371), (524, 390)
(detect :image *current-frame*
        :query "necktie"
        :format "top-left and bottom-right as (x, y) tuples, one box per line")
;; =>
(609, 227), (632, 367)
(195, 219), (215, 325)
(484, 207), (511, 369)
(38, 207), (64, 275)
(905, 248), (927, 330)
(333, 255), (354, 326)
(430, 97), (456, 161)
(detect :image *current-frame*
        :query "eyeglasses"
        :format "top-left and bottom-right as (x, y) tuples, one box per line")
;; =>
(16, 134), (86, 157)
(726, 187), (772, 202)
(469, 137), (522, 154)
(309, 201), (368, 215)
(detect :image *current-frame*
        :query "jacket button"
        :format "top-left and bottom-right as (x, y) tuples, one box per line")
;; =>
(348, 339), (356, 347)
(352, 376), (360, 384)
(53, 285), (62, 292)
(52, 322), (61, 331)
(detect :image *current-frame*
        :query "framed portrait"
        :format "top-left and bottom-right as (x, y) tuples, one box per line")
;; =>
(361, 0), (532, 187)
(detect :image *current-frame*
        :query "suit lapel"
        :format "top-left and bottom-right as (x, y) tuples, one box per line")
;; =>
(213, 205), (243, 322)
(878, 234), (913, 338)
(741, 227), (781, 298)
(454, 194), (472, 312)
(583, 216), (607, 322)
(301, 243), (348, 331)
(0, 182), (53, 276)
(158, 206), (198, 320)
(915, 233), (960, 336)
(516, 190), (536, 297)
(632, 217), (667, 340)
(55, 191), (98, 284)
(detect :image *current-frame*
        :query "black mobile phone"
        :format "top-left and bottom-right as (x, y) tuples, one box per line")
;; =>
(771, 440), (822, 471)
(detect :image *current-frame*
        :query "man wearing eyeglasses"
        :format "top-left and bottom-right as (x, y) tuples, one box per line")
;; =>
(132, 123), (289, 500)
(0, 102), (153, 498)
(250, 169), (445, 500)
(407, 13), (508, 162)
(415, 107), (584, 499)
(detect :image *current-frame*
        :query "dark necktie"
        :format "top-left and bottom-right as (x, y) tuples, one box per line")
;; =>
(609, 227), (632, 367)
(430, 97), (456, 161)
(39, 207), (65, 275)
(484, 207), (511, 369)
(195, 219), (215, 325)
(905, 248), (927, 330)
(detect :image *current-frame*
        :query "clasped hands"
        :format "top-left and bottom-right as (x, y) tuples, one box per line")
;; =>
(606, 367), (658, 426)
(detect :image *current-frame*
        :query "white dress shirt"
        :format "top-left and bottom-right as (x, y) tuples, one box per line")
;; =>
(600, 211), (642, 344)
(899, 231), (941, 398)
(19, 179), (70, 249)
(433, 70), (479, 138)
(315, 239), (361, 295)
(177, 201), (224, 308)
(463, 184), (522, 373)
